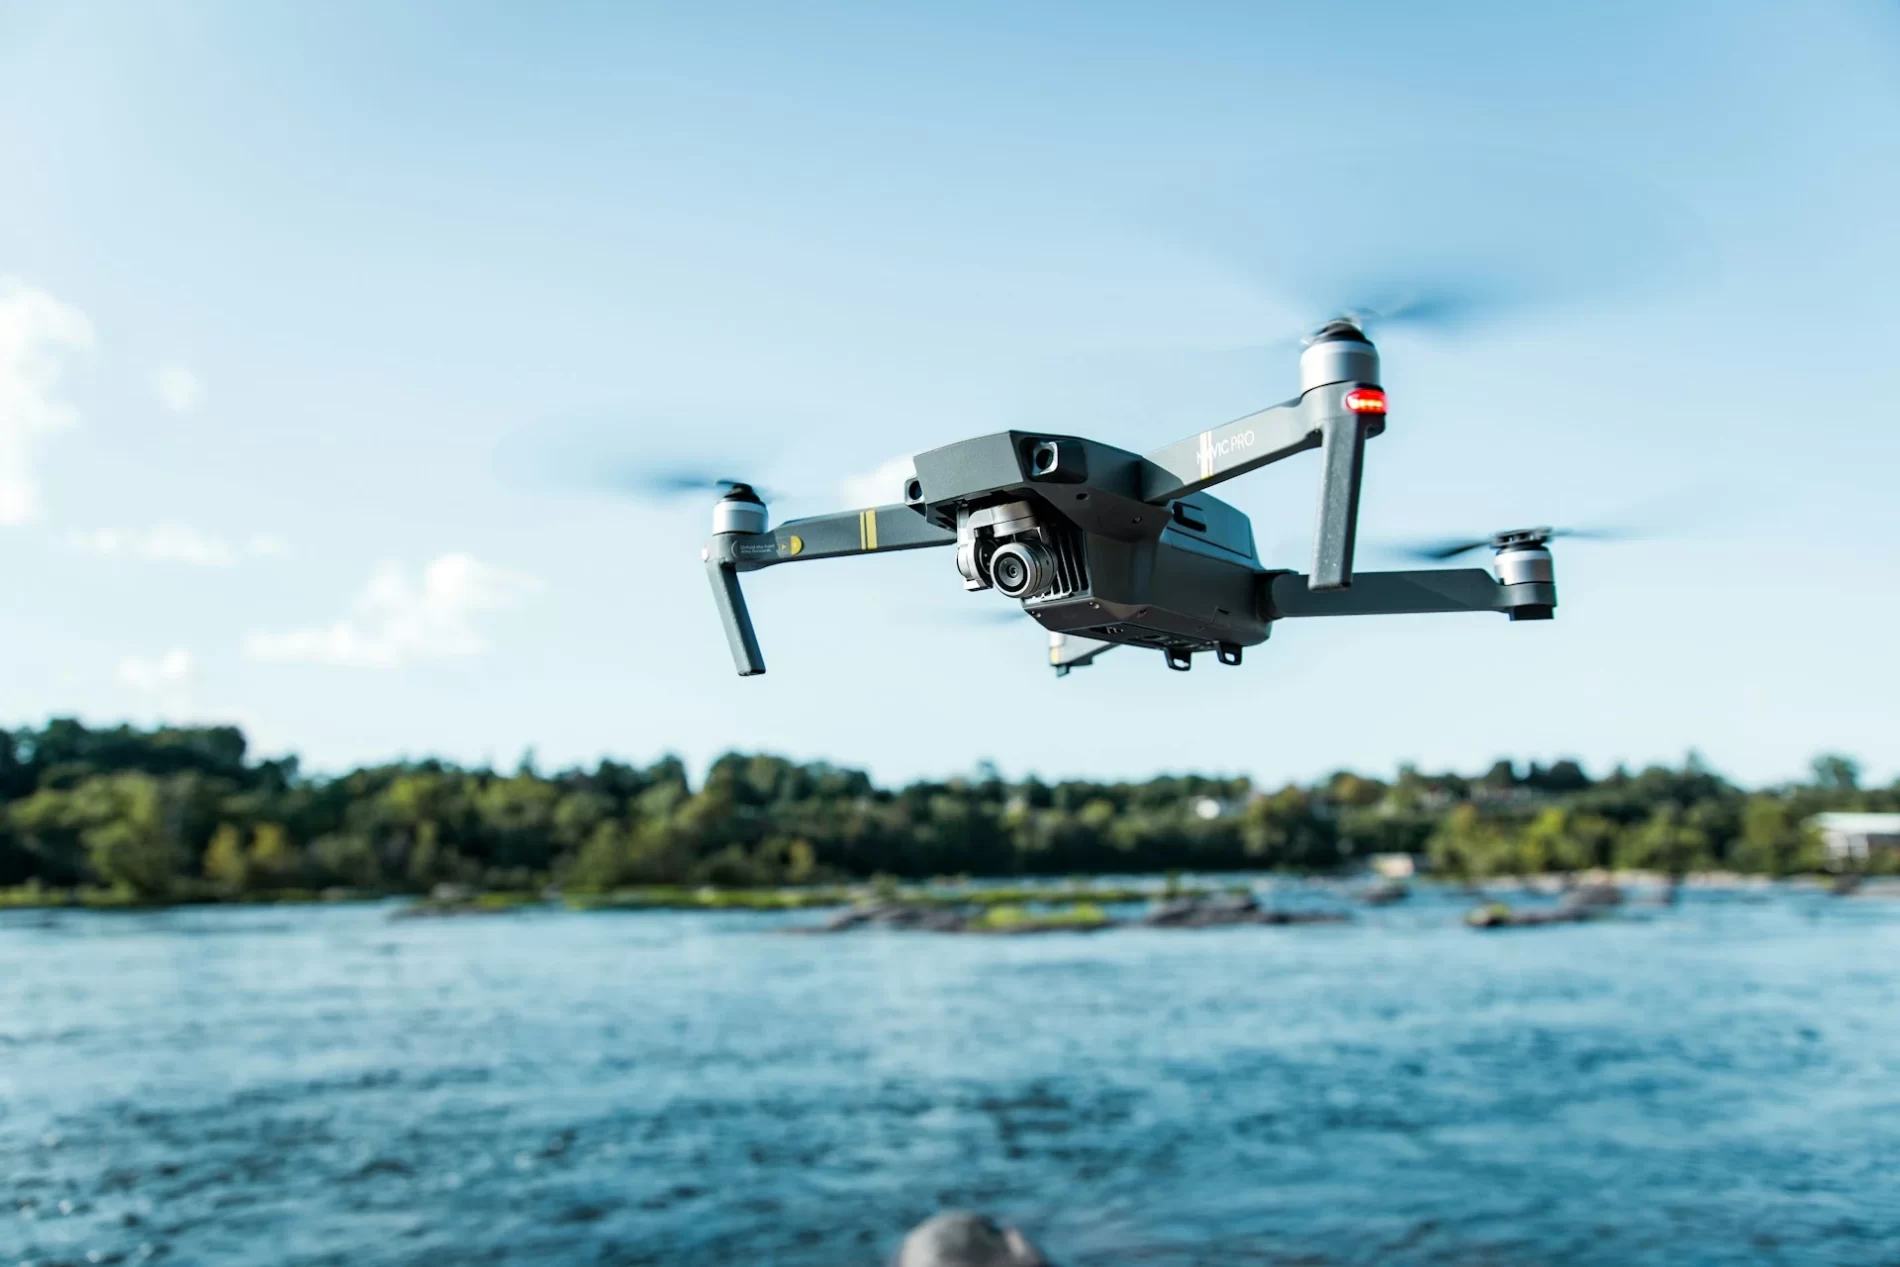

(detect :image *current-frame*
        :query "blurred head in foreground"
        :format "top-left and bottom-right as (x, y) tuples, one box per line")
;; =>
(897, 1211), (1049, 1267)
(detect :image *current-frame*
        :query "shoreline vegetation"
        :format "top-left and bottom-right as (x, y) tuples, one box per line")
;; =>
(0, 720), (1892, 915)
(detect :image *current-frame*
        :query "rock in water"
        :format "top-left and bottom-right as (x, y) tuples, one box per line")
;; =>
(1466, 901), (1593, 929)
(895, 1212), (1049, 1267)
(1143, 892), (1261, 927)
(1561, 882), (1624, 909)
(822, 902), (969, 933)
(1142, 892), (1347, 929)
(1361, 879), (1409, 905)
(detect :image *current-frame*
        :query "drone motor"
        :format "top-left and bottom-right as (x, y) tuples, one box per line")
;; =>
(1495, 541), (1554, 587)
(710, 484), (767, 535)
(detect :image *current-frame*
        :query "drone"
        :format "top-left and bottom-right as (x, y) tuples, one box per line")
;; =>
(700, 319), (1562, 677)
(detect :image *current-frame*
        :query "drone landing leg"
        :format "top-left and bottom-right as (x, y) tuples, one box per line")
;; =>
(1310, 415), (1370, 591)
(706, 561), (766, 676)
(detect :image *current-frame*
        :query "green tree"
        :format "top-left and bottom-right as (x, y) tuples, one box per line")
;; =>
(1513, 808), (1618, 874)
(1241, 787), (1339, 870)
(1615, 805), (1712, 878)
(1810, 753), (1861, 793)
(79, 774), (189, 897)
(1428, 804), (1512, 879)
(203, 823), (250, 892)
(1730, 798), (1821, 876)
(311, 833), (381, 887)
(247, 822), (303, 886)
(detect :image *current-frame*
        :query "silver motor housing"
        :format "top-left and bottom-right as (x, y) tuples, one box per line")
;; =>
(711, 490), (767, 535)
(1496, 544), (1554, 586)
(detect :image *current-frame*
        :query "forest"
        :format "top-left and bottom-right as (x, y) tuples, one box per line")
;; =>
(0, 719), (1890, 904)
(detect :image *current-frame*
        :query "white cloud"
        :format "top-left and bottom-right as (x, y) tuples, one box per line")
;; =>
(71, 528), (124, 556)
(73, 524), (292, 566)
(839, 455), (916, 508)
(140, 522), (237, 566)
(118, 648), (195, 693)
(244, 553), (539, 669)
(154, 365), (203, 415)
(72, 522), (244, 567)
(0, 278), (93, 524)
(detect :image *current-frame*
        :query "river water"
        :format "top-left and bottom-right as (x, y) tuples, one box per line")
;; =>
(4, 883), (1899, 1266)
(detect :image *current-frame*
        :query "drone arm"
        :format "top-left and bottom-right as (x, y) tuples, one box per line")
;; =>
(1142, 385), (1381, 591)
(729, 505), (956, 571)
(703, 506), (954, 677)
(1265, 568), (1555, 619)
(1139, 399), (1320, 503)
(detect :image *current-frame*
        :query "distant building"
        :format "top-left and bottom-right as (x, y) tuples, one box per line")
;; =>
(1810, 813), (1900, 864)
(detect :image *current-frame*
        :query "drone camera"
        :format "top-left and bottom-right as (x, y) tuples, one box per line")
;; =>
(990, 540), (1057, 598)
(904, 477), (925, 506)
(954, 499), (1083, 599)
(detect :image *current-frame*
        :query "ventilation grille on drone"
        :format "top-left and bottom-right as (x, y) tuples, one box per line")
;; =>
(1029, 520), (1089, 603)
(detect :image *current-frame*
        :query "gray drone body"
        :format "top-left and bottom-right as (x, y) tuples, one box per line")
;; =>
(701, 323), (1558, 677)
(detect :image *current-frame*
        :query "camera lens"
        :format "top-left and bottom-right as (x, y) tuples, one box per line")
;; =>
(989, 541), (1054, 598)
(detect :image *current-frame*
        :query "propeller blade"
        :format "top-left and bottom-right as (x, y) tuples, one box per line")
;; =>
(618, 470), (769, 501)
(1400, 537), (1494, 562)
(1153, 141), (1701, 353)
(1546, 527), (1627, 544)
(1388, 524), (1644, 563)
(491, 412), (784, 505)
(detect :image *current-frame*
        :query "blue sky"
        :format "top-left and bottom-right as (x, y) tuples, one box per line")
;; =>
(1, 1), (1896, 787)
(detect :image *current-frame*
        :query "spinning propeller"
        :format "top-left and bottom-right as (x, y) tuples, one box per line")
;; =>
(490, 413), (791, 508)
(1396, 525), (1638, 562)
(627, 471), (764, 499)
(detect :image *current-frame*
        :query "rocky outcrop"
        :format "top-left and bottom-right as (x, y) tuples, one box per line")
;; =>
(1360, 879), (1409, 905)
(894, 1211), (1049, 1267)
(1140, 892), (1348, 929)
(1466, 901), (1594, 929)
(797, 893), (1349, 935)
(820, 902), (969, 933)
(1560, 882), (1624, 909)
(801, 902), (1109, 935)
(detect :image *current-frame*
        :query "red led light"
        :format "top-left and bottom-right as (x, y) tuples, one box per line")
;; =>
(1344, 388), (1387, 415)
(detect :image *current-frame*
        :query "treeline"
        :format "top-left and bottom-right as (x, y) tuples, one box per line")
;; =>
(0, 720), (1890, 901)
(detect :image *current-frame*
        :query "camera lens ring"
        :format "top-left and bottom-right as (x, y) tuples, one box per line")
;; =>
(989, 540), (1054, 599)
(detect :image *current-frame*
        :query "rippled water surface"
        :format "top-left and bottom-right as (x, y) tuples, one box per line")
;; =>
(5, 884), (1900, 1266)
